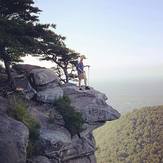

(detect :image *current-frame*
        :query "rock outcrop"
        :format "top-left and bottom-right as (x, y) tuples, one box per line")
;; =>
(63, 84), (120, 123)
(0, 64), (120, 163)
(30, 68), (63, 103)
(13, 64), (63, 103)
(0, 113), (29, 163)
(0, 96), (29, 163)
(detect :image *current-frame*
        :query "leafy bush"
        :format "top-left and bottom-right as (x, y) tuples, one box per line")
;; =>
(54, 96), (84, 136)
(94, 106), (163, 163)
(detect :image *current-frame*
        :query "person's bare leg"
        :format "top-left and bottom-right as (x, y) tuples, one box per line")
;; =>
(79, 78), (81, 89)
(84, 76), (87, 86)
(84, 73), (90, 89)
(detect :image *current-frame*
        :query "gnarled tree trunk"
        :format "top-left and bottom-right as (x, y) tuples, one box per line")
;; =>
(63, 67), (69, 83)
(0, 45), (15, 89)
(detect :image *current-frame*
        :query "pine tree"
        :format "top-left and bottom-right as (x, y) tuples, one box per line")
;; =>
(41, 45), (80, 83)
(39, 24), (80, 83)
(0, 0), (39, 87)
(0, 0), (81, 87)
(0, 0), (63, 88)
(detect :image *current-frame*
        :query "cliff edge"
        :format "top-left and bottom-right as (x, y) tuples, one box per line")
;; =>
(0, 64), (120, 163)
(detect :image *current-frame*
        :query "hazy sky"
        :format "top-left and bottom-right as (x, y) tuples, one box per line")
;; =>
(30, 0), (163, 81)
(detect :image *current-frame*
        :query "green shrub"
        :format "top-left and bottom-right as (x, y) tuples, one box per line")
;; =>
(54, 96), (84, 136)
(8, 95), (40, 157)
(8, 95), (40, 141)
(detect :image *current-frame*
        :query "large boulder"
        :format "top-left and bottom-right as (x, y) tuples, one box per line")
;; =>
(60, 133), (96, 163)
(12, 64), (60, 88)
(13, 64), (63, 103)
(0, 113), (29, 163)
(12, 64), (42, 74)
(29, 68), (63, 103)
(36, 87), (63, 103)
(39, 129), (96, 163)
(38, 129), (71, 163)
(29, 68), (60, 89)
(63, 85), (120, 123)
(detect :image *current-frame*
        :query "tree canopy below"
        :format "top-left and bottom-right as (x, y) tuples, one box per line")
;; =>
(94, 106), (163, 163)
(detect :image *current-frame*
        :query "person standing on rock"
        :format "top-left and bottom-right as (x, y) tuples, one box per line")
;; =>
(77, 55), (90, 90)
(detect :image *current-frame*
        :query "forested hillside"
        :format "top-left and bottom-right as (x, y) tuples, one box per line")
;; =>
(94, 106), (163, 163)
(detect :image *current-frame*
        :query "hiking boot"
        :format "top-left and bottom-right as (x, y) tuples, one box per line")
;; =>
(85, 86), (90, 90)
